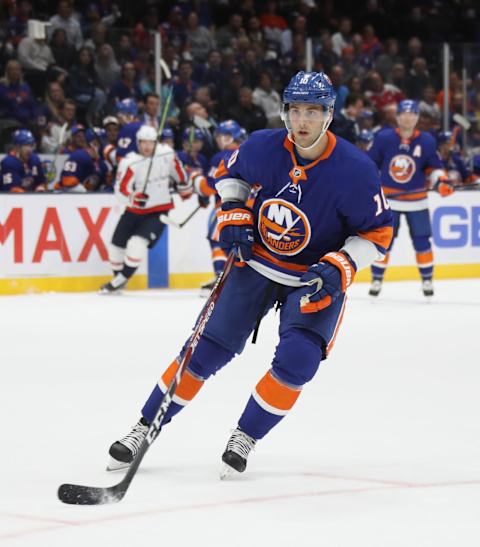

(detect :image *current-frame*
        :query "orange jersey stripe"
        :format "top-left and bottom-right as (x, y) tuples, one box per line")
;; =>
(214, 159), (228, 178)
(61, 175), (80, 187)
(255, 370), (301, 412)
(252, 244), (309, 273)
(212, 248), (227, 259)
(358, 225), (394, 250)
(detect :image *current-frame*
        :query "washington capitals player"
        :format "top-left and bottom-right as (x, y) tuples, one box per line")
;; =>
(106, 72), (393, 476)
(100, 125), (192, 293)
(367, 100), (454, 298)
(0, 130), (46, 192)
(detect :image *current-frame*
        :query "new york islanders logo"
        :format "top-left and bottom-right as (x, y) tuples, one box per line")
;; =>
(258, 199), (311, 256)
(389, 154), (416, 183)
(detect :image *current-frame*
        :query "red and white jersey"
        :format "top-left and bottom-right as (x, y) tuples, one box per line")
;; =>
(115, 145), (187, 214)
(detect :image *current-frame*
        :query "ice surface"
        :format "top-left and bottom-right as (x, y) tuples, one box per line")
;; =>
(1, 279), (479, 546)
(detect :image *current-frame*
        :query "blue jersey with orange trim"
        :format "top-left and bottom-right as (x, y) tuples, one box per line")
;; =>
(116, 121), (142, 160)
(368, 128), (443, 205)
(439, 152), (469, 184)
(215, 129), (393, 286)
(0, 151), (45, 192)
(60, 149), (107, 190)
(177, 150), (209, 176)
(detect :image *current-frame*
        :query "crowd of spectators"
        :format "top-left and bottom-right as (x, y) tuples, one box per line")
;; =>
(0, 0), (479, 164)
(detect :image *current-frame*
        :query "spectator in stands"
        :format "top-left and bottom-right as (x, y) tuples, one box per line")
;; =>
(84, 21), (108, 51)
(331, 93), (364, 143)
(332, 16), (353, 57)
(405, 37), (424, 69)
(17, 20), (55, 98)
(6, 0), (33, 47)
(374, 38), (403, 82)
(226, 86), (267, 133)
(41, 98), (77, 153)
(376, 102), (398, 131)
(161, 5), (187, 51)
(239, 47), (263, 89)
(364, 70), (404, 110)
(360, 24), (381, 65)
(194, 49), (224, 98)
(108, 61), (143, 104)
(185, 11), (214, 63)
(329, 64), (349, 113)
(36, 80), (65, 132)
(216, 13), (245, 51)
(172, 59), (199, 108)
(193, 86), (219, 120)
(259, 0), (288, 50)
(49, 28), (77, 71)
(94, 43), (121, 90)
(280, 14), (307, 57)
(219, 66), (245, 117)
(139, 92), (161, 128)
(246, 15), (264, 47)
(340, 46), (365, 84)
(49, 0), (84, 50)
(0, 59), (36, 128)
(68, 47), (106, 125)
(316, 34), (339, 74)
(405, 57), (433, 100)
(390, 63), (407, 94)
(252, 70), (282, 127)
(419, 84), (441, 122)
(115, 33), (137, 66)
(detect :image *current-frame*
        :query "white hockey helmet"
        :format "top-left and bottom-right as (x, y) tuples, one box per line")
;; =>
(136, 125), (157, 145)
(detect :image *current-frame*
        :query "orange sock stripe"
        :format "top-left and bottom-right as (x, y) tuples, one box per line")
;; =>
(212, 248), (227, 260)
(254, 371), (301, 415)
(160, 360), (204, 406)
(416, 250), (434, 265)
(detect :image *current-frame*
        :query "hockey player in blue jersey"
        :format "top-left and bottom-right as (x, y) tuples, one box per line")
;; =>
(106, 71), (393, 477)
(115, 98), (142, 162)
(436, 131), (470, 185)
(57, 127), (108, 192)
(367, 99), (454, 298)
(0, 129), (46, 192)
(177, 127), (209, 175)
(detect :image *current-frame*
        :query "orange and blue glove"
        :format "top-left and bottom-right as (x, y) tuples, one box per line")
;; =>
(434, 179), (455, 197)
(299, 251), (356, 313)
(217, 201), (254, 261)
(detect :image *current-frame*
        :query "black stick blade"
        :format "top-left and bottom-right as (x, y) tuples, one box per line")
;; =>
(58, 483), (125, 505)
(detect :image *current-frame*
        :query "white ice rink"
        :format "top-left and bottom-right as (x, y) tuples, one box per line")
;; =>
(1, 279), (480, 546)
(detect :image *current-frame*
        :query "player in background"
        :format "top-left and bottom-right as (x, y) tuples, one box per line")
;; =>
(367, 99), (454, 298)
(435, 131), (471, 185)
(57, 127), (108, 192)
(115, 98), (142, 162)
(102, 115), (120, 174)
(193, 120), (245, 292)
(176, 126), (209, 175)
(106, 72), (393, 477)
(0, 129), (46, 192)
(100, 124), (193, 294)
(355, 129), (374, 152)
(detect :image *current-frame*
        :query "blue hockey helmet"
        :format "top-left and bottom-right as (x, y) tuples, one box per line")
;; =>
(116, 98), (138, 116)
(160, 127), (174, 140)
(215, 119), (242, 140)
(238, 127), (248, 142)
(182, 127), (204, 141)
(357, 129), (374, 143)
(437, 130), (453, 145)
(397, 99), (419, 115)
(12, 129), (35, 145)
(282, 71), (336, 107)
(85, 127), (106, 144)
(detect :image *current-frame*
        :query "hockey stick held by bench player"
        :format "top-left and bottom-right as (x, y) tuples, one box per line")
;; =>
(386, 182), (480, 199)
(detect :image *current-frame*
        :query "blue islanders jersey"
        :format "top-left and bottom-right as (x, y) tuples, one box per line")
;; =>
(116, 121), (142, 161)
(215, 129), (393, 286)
(368, 128), (445, 211)
(177, 150), (209, 176)
(0, 152), (45, 192)
(59, 149), (107, 190)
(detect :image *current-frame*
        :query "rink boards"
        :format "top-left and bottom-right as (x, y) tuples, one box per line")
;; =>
(0, 191), (479, 294)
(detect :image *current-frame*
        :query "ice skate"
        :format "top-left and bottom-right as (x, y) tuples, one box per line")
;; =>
(422, 279), (434, 298)
(107, 418), (149, 471)
(220, 427), (256, 480)
(368, 278), (382, 297)
(99, 274), (128, 295)
(199, 276), (217, 297)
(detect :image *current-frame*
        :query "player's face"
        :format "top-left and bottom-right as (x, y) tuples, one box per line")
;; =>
(105, 123), (119, 143)
(215, 133), (233, 150)
(288, 103), (330, 147)
(19, 144), (33, 160)
(138, 139), (155, 156)
(397, 112), (419, 131)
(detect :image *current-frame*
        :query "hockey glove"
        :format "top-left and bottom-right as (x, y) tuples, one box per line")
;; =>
(131, 192), (149, 208)
(198, 194), (210, 208)
(176, 178), (193, 200)
(434, 179), (455, 197)
(217, 201), (254, 261)
(299, 252), (356, 313)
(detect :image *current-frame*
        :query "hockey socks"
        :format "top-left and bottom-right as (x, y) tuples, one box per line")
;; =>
(238, 370), (302, 440)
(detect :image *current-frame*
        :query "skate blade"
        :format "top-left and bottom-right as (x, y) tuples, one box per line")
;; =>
(219, 463), (239, 480)
(98, 289), (124, 296)
(106, 457), (130, 472)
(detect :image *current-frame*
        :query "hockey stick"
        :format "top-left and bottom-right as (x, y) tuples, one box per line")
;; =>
(47, 122), (68, 189)
(160, 204), (201, 229)
(386, 182), (480, 199)
(58, 250), (236, 505)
